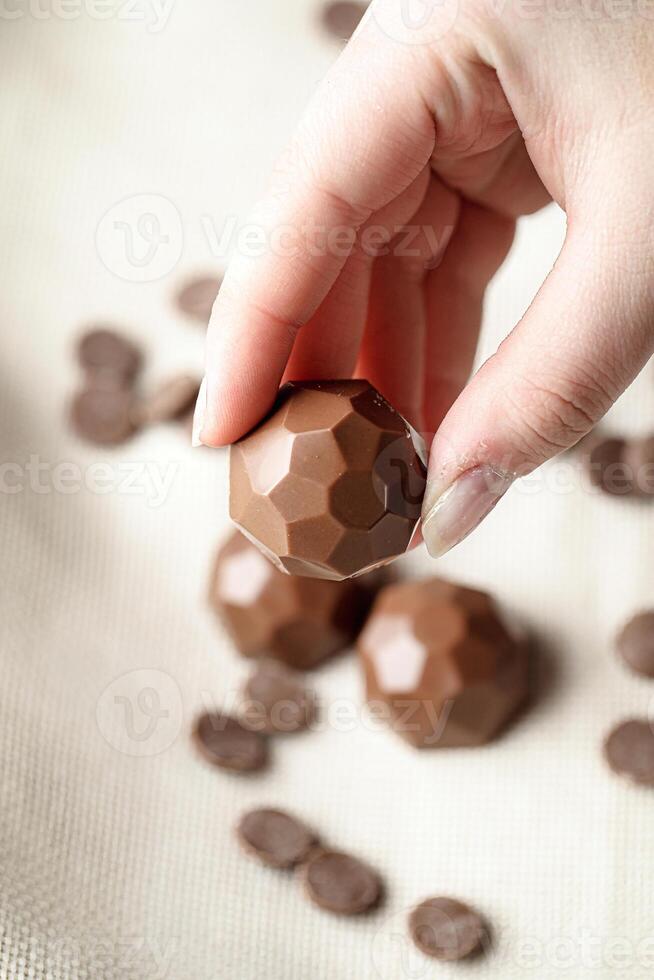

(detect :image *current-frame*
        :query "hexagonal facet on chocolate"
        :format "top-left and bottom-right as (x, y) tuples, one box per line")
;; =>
(358, 579), (529, 748)
(229, 380), (426, 580)
(209, 531), (374, 669)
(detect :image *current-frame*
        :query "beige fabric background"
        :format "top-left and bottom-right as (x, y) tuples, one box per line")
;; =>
(1, 2), (653, 978)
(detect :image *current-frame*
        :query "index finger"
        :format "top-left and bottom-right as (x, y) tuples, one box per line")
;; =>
(198, 30), (436, 446)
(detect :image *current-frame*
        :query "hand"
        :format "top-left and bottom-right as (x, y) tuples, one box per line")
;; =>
(194, 0), (654, 557)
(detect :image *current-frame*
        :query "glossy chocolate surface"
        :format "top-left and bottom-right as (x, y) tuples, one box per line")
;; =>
(358, 578), (529, 748)
(229, 380), (426, 580)
(209, 531), (372, 669)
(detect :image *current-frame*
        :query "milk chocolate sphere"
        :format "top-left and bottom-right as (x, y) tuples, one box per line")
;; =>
(209, 531), (372, 669)
(229, 380), (426, 580)
(358, 579), (529, 748)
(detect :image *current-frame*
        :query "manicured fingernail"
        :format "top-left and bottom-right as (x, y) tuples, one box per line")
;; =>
(191, 377), (207, 447)
(421, 465), (514, 558)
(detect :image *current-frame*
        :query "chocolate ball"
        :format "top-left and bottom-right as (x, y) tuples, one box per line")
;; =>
(229, 380), (427, 580)
(209, 531), (373, 669)
(358, 578), (529, 748)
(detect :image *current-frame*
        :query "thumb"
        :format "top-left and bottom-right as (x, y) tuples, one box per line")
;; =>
(421, 215), (654, 558)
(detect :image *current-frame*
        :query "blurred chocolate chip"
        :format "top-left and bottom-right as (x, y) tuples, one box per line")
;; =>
(623, 436), (654, 496)
(301, 850), (382, 915)
(242, 661), (316, 734)
(70, 388), (136, 445)
(77, 328), (142, 386)
(193, 712), (268, 773)
(320, 0), (367, 40)
(409, 897), (488, 962)
(135, 374), (201, 426)
(616, 612), (654, 678)
(604, 719), (654, 786)
(585, 437), (632, 495)
(175, 275), (222, 323)
(237, 808), (317, 868)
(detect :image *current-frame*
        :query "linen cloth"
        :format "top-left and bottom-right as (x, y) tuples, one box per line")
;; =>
(1, 3), (653, 978)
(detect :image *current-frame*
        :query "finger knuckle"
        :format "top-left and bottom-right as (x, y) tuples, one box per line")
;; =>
(501, 370), (612, 462)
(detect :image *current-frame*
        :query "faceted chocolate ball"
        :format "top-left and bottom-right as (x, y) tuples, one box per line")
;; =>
(358, 579), (529, 748)
(229, 380), (427, 581)
(209, 531), (372, 669)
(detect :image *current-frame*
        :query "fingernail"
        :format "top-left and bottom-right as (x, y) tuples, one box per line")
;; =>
(421, 465), (514, 558)
(191, 376), (207, 448)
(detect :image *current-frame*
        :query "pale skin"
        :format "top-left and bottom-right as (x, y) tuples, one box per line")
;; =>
(194, 0), (654, 557)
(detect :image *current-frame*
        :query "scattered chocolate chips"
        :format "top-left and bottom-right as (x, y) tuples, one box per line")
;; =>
(409, 897), (488, 962)
(301, 850), (382, 916)
(70, 388), (136, 446)
(604, 719), (654, 786)
(321, 0), (367, 40)
(616, 612), (654, 678)
(77, 327), (142, 386)
(175, 275), (222, 323)
(135, 374), (201, 426)
(71, 327), (144, 444)
(193, 712), (268, 773)
(242, 661), (316, 734)
(237, 808), (317, 868)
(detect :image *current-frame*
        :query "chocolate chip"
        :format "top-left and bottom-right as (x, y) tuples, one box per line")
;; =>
(135, 375), (201, 426)
(604, 719), (654, 786)
(409, 897), (488, 961)
(237, 808), (317, 868)
(77, 328), (142, 385)
(242, 661), (316, 734)
(193, 712), (268, 772)
(616, 612), (654, 678)
(623, 437), (654, 496)
(70, 388), (136, 445)
(175, 275), (222, 323)
(321, 0), (367, 40)
(301, 850), (382, 915)
(585, 437), (632, 495)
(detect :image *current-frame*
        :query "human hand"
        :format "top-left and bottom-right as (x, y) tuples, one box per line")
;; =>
(193, 0), (654, 557)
